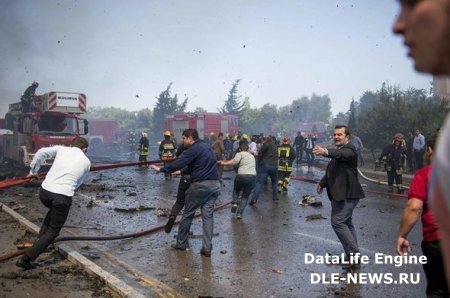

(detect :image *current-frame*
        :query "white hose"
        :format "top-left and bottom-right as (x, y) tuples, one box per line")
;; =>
(357, 168), (410, 190)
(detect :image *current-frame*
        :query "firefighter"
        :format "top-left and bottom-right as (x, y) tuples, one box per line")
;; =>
(127, 130), (137, 160)
(21, 81), (39, 113)
(379, 133), (407, 193)
(138, 132), (149, 166)
(277, 136), (296, 193)
(159, 131), (176, 178)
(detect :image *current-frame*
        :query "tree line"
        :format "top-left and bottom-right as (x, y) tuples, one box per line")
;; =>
(86, 80), (448, 147)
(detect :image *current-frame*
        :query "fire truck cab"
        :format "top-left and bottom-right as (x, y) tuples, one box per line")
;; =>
(2, 91), (88, 166)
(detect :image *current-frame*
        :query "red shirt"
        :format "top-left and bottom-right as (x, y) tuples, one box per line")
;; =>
(408, 165), (440, 242)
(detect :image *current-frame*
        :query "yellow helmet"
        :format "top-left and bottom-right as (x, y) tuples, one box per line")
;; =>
(242, 133), (248, 140)
(164, 131), (171, 137)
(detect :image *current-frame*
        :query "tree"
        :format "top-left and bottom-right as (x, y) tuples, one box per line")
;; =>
(347, 99), (357, 132)
(219, 79), (246, 116)
(152, 83), (188, 139)
(193, 107), (207, 113)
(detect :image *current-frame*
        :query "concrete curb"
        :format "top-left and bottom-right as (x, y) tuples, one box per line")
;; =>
(0, 203), (146, 298)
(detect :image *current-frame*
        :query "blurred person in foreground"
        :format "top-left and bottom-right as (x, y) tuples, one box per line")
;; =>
(396, 139), (448, 297)
(16, 137), (91, 270)
(393, 0), (450, 286)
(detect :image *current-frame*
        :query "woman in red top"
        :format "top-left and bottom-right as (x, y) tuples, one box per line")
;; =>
(396, 139), (449, 297)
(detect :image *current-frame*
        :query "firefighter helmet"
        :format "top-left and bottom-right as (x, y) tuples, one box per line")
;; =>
(242, 133), (248, 140)
(393, 133), (403, 141)
(142, 132), (148, 137)
(163, 131), (171, 137)
(283, 136), (291, 144)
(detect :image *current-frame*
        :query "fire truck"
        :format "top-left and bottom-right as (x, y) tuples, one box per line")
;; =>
(1, 91), (88, 166)
(85, 118), (118, 149)
(298, 121), (329, 141)
(165, 113), (239, 141)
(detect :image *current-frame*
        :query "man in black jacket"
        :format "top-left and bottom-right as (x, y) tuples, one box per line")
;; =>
(313, 125), (365, 269)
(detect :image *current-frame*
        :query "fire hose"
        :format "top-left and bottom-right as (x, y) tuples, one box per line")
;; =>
(0, 158), (406, 261)
(0, 199), (231, 262)
(0, 158), (174, 190)
(290, 169), (408, 199)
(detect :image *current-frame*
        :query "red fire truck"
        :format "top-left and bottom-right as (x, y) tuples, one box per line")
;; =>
(165, 113), (239, 141)
(1, 91), (88, 166)
(86, 118), (118, 148)
(298, 121), (329, 141)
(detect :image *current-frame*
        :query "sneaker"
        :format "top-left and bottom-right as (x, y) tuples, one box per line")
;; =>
(164, 216), (176, 233)
(236, 213), (242, 219)
(16, 257), (37, 270)
(230, 204), (238, 213)
(200, 249), (211, 258)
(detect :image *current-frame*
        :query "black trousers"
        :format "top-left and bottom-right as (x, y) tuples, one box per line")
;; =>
(387, 169), (402, 187)
(305, 149), (315, 167)
(421, 241), (449, 297)
(170, 175), (191, 217)
(26, 188), (72, 261)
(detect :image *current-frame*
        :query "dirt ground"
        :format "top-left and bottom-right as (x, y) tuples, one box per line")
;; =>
(0, 209), (118, 298)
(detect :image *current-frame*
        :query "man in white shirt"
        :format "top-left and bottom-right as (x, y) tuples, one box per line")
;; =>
(413, 129), (425, 170)
(16, 137), (91, 270)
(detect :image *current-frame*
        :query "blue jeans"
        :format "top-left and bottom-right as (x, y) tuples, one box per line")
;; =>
(252, 164), (278, 202)
(233, 174), (256, 214)
(331, 199), (360, 255)
(176, 180), (220, 252)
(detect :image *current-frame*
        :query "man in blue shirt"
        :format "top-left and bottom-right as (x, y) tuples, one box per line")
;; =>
(151, 128), (220, 257)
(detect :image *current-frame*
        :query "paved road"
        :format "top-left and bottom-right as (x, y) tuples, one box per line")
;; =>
(0, 163), (425, 297)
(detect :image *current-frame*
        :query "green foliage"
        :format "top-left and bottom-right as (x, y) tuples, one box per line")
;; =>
(219, 79), (246, 116)
(85, 107), (148, 129)
(355, 82), (448, 150)
(347, 99), (357, 132)
(239, 94), (332, 136)
(152, 82), (188, 136)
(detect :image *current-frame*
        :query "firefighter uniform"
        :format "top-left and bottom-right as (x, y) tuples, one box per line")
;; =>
(159, 131), (176, 178)
(277, 137), (296, 193)
(138, 132), (149, 163)
(127, 131), (137, 160)
(380, 134), (407, 193)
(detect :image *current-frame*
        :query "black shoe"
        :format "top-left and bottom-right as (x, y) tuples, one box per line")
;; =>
(273, 196), (279, 201)
(200, 249), (211, 257)
(171, 244), (187, 251)
(236, 213), (242, 219)
(230, 204), (238, 213)
(249, 199), (256, 206)
(16, 258), (37, 270)
(165, 216), (176, 233)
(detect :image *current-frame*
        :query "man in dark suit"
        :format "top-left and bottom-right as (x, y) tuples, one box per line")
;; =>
(313, 125), (365, 269)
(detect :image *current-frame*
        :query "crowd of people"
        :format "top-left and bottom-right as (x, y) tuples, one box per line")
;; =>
(12, 1), (450, 296)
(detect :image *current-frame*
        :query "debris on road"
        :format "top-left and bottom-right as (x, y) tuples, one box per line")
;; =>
(114, 206), (155, 212)
(157, 208), (171, 217)
(305, 214), (327, 221)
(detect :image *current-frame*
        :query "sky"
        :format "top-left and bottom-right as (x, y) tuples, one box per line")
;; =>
(0, 0), (431, 118)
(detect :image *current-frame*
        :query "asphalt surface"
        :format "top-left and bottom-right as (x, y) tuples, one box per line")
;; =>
(0, 158), (426, 298)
